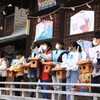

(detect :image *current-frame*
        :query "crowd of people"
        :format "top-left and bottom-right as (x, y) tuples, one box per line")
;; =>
(0, 31), (99, 100)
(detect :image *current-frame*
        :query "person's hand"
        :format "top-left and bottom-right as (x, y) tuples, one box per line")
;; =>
(55, 64), (60, 68)
(22, 63), (30, 67)
(6, 68), (10, 71)
(38, 45), (44, 54)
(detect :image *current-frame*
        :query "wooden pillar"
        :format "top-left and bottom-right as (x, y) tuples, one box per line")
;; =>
(58, 10), (65, 42)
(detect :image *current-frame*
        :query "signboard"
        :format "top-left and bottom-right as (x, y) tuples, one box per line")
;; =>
(34, 20), (53, 41)
(14, 7), (28, 33)
(70, 10), (94, 35)
(37, 0), (56, 11)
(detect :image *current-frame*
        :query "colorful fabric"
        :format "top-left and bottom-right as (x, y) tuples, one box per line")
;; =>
(77, 73), (92, 92)
(12, 56), (26, 76)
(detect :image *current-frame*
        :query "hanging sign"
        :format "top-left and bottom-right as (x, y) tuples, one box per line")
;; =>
(37, 0), (56, 11)
(70, 10), (94, 35)
(34, 20), (53, 41)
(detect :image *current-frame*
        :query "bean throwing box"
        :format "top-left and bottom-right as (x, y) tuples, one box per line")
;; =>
(77, 60), (93, 74)
(23, 64), (30, 74)
(76, 60), (93, 92)
(7, 71), (16, 77)
(52, 67), (66, 79)
(28, 58), (40, 68)
(42, 62), (56, 73)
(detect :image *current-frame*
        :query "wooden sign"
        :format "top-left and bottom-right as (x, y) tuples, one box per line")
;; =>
(37, 0), (56, 11)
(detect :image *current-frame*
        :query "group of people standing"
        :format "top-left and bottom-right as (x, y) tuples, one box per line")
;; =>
(0, 31), (100, 100)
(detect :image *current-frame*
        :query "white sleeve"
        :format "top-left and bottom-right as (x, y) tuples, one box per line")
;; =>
(10, 66), (13, 71)
(60, 53), (68, 68)
(0, 60), (7, 70)
(40, 53), (51, 60)
(67, 63), (78, 71)
(62, 53), (67, 63)
(54, 53), (68, 68)
(38, 45), (43, 54)
(67, 53), (79, 71)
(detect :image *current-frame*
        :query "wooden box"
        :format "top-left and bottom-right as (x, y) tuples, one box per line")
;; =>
(23, 64), (30, 74)
(52, 67), (66, 79)
(6, 68), (15, 77)
(28, 58), (40, 68)
(24, 67), (30, 74)
(77, 60), (93, 74)
(8, 71), (15, 77)
(42, 62), (56, 73)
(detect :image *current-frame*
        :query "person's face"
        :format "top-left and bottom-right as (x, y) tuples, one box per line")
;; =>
(71, 46), (77, 52)
(42, 44), (48, 51)
(93, 38), (100, 46)
(68, 47), (72, 51)
(55, 43), (62, 50)
(15, 54), (21, 59)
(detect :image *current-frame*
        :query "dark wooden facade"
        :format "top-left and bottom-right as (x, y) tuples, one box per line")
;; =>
(26, 0), (100, 55)
(0, 7), (28, 59)
(4, 14), (14, 36)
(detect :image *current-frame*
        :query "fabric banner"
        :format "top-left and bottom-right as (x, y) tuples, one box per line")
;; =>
(35, 20), (53, 41)
(70, 10), (94, 35)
